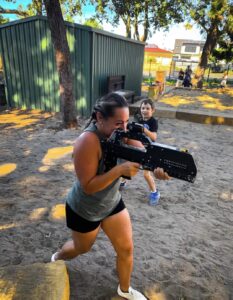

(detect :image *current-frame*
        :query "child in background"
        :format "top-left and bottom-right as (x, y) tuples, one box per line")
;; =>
(137, 99), (160, 205)
(220, 72), (228, 88)
(176, 68), (185, 87)
(183, 65), (192, 87)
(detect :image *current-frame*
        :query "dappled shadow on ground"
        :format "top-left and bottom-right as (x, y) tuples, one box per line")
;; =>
(0, 110), (80, 271)
(158, 88), (233, 114)
(0, 112), (233, 300)
(0, 109), (54, 130)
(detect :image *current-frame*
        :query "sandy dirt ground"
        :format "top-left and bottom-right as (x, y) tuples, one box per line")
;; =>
(159, 88), (233, 114)
(0, 105), (233, 300)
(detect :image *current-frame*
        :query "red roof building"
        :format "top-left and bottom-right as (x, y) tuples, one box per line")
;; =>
(143, 44), (173, 75)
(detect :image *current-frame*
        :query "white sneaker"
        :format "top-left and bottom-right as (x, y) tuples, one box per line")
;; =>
(117, 285), (147, 300)
(51, 252), (60, 262)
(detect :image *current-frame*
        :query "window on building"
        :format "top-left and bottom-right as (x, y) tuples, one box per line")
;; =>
(184, 45), (197, 53)
(181, 55), (191, 60)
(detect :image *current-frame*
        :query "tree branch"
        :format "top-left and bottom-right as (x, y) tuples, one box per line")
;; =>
(0, 7), (30, 17)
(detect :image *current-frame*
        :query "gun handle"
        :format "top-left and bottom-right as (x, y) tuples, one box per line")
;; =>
(122, 175), (131, 180)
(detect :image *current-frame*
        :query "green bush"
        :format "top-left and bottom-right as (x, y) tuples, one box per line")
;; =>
(142, 76), (155, 84)
(166, 79), (176, 86)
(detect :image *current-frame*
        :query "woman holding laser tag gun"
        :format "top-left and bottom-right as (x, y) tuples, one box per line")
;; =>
(51, 93), (170, 300)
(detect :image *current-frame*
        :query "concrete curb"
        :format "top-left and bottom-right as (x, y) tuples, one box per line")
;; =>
(129, 103), (233, 126)
(174, 108), (233, 126)
(0, 261), (70, 300)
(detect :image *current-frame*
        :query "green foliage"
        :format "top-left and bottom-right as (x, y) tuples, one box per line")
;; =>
(0, 0), (85, 23)
(188, 0), (232, 35)
(91, 0), (186, 41)
(83, 17), (103, 29)
(212, 32), (233, 62)
(26, 0), (45, 16)
(60, 0), (84, 21)
(0, 14), (9, 24)
(186, 0), (233, 71)
(212, 43), (233, 62)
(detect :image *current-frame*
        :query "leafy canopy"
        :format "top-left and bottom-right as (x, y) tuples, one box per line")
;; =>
(187, 0), (233, 68)
(91, 0), (186, 41)
(83, 17), (103, 29)
(188, 0), (233, 36)
(0, 0), (86, 23)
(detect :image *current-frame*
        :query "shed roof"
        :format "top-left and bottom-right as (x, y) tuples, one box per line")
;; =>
(0, 16), (145, 46)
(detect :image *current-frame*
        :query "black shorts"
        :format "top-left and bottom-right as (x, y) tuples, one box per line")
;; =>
(66, 199), (126, 233)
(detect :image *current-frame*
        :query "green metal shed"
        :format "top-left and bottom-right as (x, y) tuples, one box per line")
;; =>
(0, 16), (145, 116)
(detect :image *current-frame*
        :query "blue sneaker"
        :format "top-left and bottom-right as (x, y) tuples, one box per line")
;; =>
(149, 190), (160, 206)
(120, 180), (127, 190)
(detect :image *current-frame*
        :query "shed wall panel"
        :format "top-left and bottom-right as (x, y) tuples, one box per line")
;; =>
(92, 32), (144, 104)
(0, 16), (144, 116)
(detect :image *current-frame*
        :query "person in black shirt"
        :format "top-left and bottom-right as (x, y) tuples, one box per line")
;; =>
(183, 66), (193, 87)
(176, 68), (185, 87)
(136, 99), (160, 205)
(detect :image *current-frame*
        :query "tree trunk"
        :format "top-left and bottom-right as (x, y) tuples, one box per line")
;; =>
(194, 25), (219, 88)
(44, 0), (77, 128)
(126, 16), (132, 38)
(133, 14), (140, 40)
(140, 1), (149, 42)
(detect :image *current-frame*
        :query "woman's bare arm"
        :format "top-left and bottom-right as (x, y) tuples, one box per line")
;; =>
(73, 132), (140, 195)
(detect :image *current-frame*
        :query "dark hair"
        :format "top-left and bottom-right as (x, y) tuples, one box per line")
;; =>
(85, 92), (128, 128)
(140, 98), (155, 110)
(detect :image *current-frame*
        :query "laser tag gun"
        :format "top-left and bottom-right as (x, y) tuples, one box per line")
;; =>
(100, 122), (197, 183)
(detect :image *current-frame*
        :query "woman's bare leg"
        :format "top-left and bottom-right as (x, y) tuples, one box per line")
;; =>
(101, 209), (133, 292)
(56, 226), (100, 260)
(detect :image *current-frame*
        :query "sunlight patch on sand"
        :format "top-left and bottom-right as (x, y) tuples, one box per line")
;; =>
(161, 92), (233, 112)
(51, 204), (66, 220)
(0, 279), (16, 299)
(165, 137), (176, 143)
(0, 223), (19, 230)
(38, 165), (50, 172)
(0, 163), (17, 177)
(39, 146), (73, 172)
(197, 95), (233, 111)
(220, 191), (233, 201)
(160, 130), (171, 134)
(29, 207), (48, 221)
(24, 149), (32, 156)
(63, 163), (74, 172)
(160, 96), (194, 107)
(209, 87), (233, 96)
(145, 285), (167, 300)
(0, 110), (52, 129)
(42, 146), (73, 164)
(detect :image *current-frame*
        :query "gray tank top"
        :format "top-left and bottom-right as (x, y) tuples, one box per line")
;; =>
(66, 122), (121, 221)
